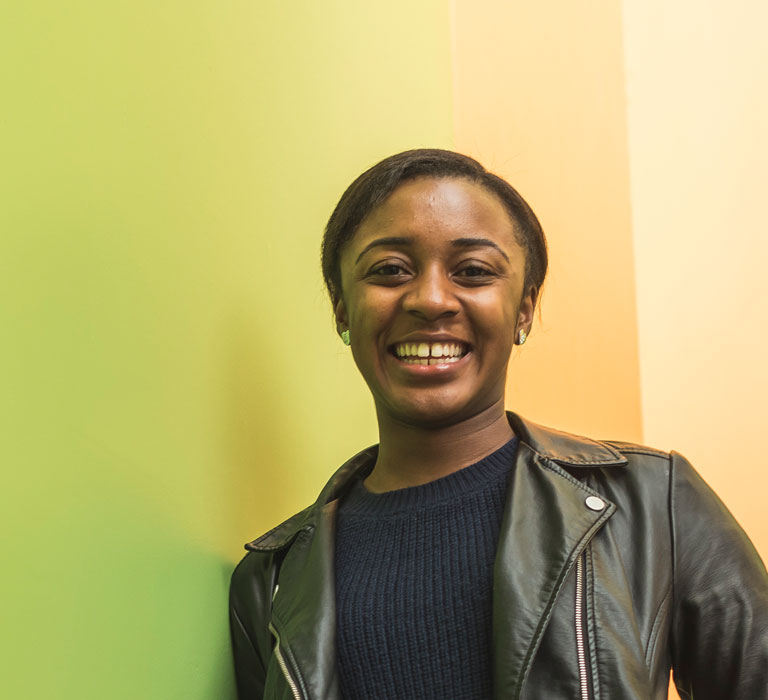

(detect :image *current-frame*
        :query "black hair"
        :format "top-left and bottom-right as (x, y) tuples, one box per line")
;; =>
(321, 148), (548, 304)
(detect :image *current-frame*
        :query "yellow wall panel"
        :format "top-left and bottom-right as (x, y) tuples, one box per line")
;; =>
(0, 2), (453, 697)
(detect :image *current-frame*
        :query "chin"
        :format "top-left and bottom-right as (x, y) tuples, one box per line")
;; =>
(381, 392), (482, 429)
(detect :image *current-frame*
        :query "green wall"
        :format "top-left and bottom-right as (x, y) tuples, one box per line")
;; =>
(1, 2), (452, 696)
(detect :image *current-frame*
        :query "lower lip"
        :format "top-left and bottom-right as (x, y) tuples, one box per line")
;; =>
(388, 351), (472, 376)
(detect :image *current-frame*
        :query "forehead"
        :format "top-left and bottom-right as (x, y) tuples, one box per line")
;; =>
(353, 177), (520, 250)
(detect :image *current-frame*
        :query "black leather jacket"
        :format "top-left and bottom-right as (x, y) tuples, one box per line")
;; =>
(229, 413), (768, 699)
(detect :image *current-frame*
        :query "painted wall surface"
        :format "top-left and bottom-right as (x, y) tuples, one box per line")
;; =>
(454, 3), (766, 695)
(1, 2), (452, 697)
(451, 0), (644, 443)
(4, 0), (765, 697)
(623, 0), (768, 566)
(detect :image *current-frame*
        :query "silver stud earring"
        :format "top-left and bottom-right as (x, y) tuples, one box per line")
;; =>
(341, 329), (351, 346)
(518, 328), (527, 345)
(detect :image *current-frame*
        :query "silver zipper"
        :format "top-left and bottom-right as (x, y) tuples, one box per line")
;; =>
(575, 554), (590, 700)
(268, 622), (303, 700)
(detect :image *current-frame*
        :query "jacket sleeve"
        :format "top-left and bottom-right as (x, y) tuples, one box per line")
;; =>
(669, 451), (768, 699)
(229, 551), (277, 700)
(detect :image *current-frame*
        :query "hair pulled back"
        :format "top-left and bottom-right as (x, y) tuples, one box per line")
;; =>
(321, 148), (547, 304)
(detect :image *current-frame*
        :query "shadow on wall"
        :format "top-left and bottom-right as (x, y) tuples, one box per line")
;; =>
(5, 426), (239, 699)
(218, 300), (306, 556)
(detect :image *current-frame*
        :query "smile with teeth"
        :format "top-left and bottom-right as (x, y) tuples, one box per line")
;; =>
(392, 342), (469, 365)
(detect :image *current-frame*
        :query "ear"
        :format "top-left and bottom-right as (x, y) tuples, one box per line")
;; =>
(516, 285), (538, 341)
(333, 296), (349, 338)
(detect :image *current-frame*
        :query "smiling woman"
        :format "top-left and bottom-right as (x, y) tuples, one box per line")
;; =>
(229, 150), (768, 700)
(334, 177), (531, 467)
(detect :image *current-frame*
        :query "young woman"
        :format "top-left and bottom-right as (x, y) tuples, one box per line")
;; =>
(229, 149), (768, 699)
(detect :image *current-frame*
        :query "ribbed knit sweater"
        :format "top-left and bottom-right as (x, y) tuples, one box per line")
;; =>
(334, 437), (519, 700)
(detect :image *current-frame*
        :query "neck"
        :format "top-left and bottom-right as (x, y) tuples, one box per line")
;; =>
(364, 399), (515, 493)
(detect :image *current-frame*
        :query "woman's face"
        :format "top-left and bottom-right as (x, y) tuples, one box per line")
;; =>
(335, 177), (535, 428)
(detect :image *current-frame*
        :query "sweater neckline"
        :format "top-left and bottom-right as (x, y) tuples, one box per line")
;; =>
(338, 436), (518, 517)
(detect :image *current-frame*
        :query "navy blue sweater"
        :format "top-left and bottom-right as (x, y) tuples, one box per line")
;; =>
(335, 437), (519, 699)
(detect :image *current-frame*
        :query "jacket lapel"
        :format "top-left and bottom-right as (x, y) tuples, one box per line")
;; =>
(248, 447), (377, 700)
(269, 498), (340, 700)
(492, 439), (617, 699)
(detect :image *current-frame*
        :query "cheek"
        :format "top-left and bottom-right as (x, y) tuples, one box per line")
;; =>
(348, 288), (397, 332)
(465, 301), (519, 370)
(349, 307), (384, 341)
(347, 294), (395, 372)
(472, 292), (519, 334)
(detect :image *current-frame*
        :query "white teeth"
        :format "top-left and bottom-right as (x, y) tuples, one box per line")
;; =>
(394, 341), (467, 360)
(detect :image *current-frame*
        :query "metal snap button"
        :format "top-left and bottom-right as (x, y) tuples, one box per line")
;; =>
(585, 495), (606, 511)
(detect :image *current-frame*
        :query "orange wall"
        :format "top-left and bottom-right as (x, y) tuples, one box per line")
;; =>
(451, 0), (643, 443)
(452, 0), (767, 561)
(453, 3), (766, 695)
(623, 0), (768, 565)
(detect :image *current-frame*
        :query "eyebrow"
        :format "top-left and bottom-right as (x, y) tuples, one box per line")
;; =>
(354, 237), (411, 264)
(354, 236), (510, 264)
(452, 237), (510, 263)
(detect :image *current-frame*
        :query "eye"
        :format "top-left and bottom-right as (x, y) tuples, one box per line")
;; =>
(456, 264), (495, 279)
(368, 261), (411, 279)
(372, 263), (406, 276)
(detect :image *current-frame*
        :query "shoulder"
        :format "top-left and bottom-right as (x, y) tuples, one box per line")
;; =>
(511, 412), (701, 513)
(600, 439), (677, 479)
(509, 411), (674, 472)
(602, 439), (670, 461)
(230, 503), (315, 608)
(244, 503), (316, 553)
(237, 443), (379, 556)
(230, 503), (313, 598)
(600, 440), (713, 489)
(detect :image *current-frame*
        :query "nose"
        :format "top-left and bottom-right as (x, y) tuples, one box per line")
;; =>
(401, 265), (460, 321)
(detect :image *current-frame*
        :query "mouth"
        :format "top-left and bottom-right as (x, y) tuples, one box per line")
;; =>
(389, 341), (471, 366)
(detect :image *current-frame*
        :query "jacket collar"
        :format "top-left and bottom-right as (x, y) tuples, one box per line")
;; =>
(245, 411), (626, 553)
(507, 412), (627, 468)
